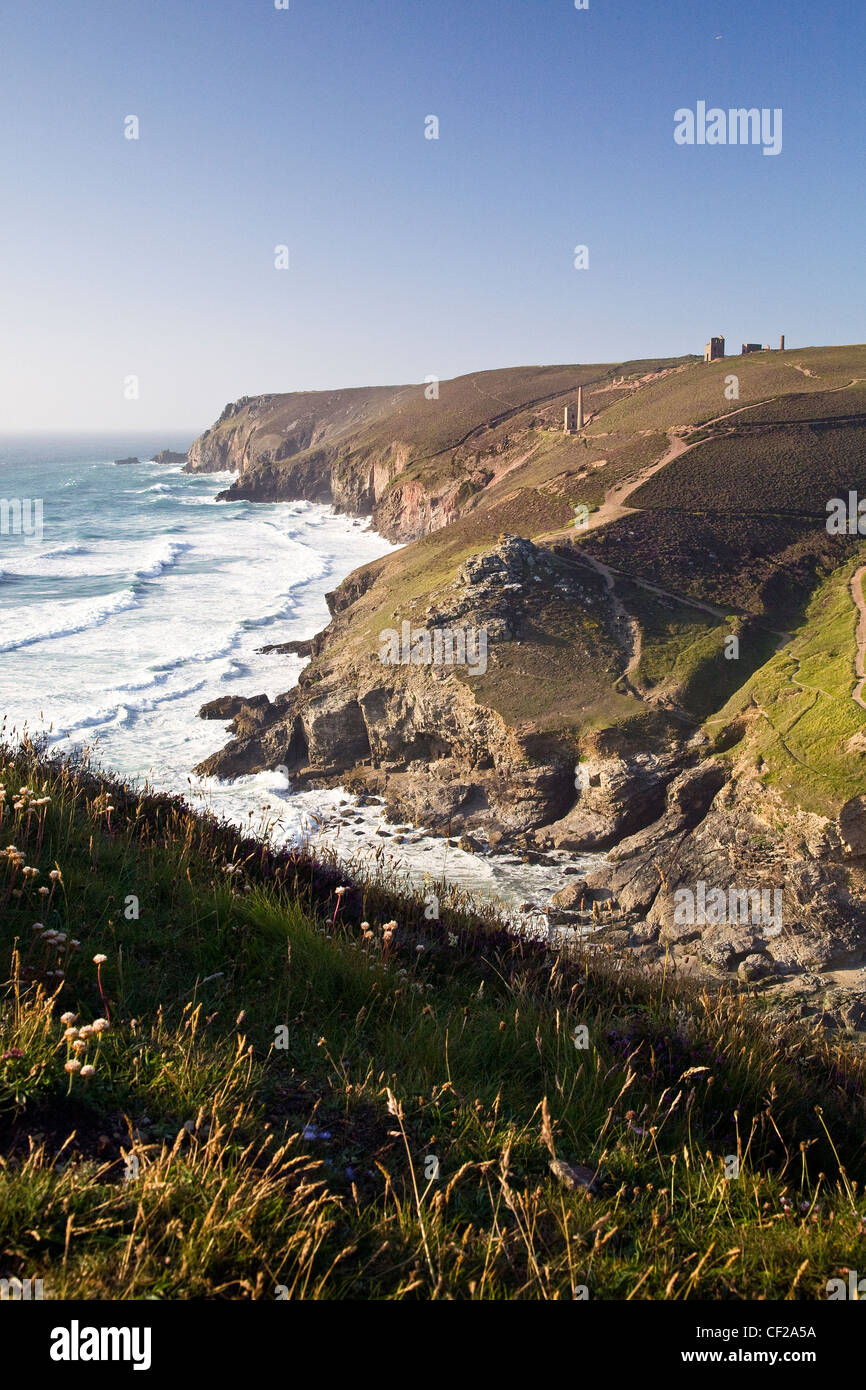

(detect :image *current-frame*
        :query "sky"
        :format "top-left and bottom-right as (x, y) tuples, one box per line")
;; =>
(0, 0), (863, 433)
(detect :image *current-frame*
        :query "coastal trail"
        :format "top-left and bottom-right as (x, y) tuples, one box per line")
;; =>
(571, 376), (866, 539)
(580, 430), (693, 533)
(850, 565), (866, 709)
(544, 379), (866, 712)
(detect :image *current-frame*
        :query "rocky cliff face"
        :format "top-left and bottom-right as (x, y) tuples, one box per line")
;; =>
(183, 365), (625, 542)
(576, 760), (866, 1032)
(196, 535), (635, 833)
(185, 388), (413, 529)
(186, 399), (538, 543)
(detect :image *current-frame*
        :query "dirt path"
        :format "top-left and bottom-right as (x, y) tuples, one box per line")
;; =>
(571, 550), (641, 691)
(850, 565), (866, 709)
(580, 431), (693, 533)
(586, 390), (805, 531)
(547, 379), (866, 712)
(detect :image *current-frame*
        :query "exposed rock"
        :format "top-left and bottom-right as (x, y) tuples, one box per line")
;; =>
(660, 918), (701, 947)
(582, 762), (865, 992)
(839, 796), (866, 856)
(697, 925), (762, 971)
(257, 638), (315, 657)
(114, 457), (141, 466)
(543, 744), (690, 851)
(839, 997), (866, 1030)
(198, 694), (272, 738)
(589, 927), (633, 949)
(548, 1159), (599, 1195)
(199, 694), (270, 721)
(549, 881), (588, 910)
(737, 953), (772, 981)
(151, 449), (188, 464)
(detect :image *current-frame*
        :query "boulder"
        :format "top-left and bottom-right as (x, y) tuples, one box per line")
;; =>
(199, 694), (270, 722)
(737, 953), (772, 982)
(549, 881), (588, 910)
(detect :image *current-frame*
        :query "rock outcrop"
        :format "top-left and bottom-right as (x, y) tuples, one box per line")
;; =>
(195, 535), (667, 836)
(152, 449), (188, 465)
(199, 694), (272, 739)
(582, 759), (864, 984)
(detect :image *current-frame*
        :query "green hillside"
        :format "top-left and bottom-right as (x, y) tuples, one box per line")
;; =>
(1, 741), (865, 1300)
(193, 343), (866, 826)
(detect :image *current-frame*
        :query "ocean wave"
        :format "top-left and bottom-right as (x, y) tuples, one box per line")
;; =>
(45, 677), (210, 739)
(0, 588), (139, 653)
(132, 540), (191, 580)
(0, 538), (190, 584)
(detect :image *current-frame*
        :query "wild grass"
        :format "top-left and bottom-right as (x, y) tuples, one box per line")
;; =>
(707, 558), (866, 814)
(1, 738), (865, 1299)
(586, 346), (866, 436)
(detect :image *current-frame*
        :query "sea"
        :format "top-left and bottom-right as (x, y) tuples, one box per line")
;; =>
(0, 435), (597, 918)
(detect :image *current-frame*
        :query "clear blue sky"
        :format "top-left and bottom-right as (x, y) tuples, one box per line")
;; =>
(1, 0), (863, 431)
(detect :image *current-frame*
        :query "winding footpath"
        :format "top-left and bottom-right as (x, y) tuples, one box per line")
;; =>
(549, 379), (866, 714)
(850, 565), (866, 709)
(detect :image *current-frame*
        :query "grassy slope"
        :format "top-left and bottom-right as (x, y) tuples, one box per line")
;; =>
(325, 347), (866, 740)
(1, 743), (866, 1300)
(630, 422), (866, 519)
(707, 560), (866, 815)
(229, 345), (866, 805)
(586, 346), (866, 435)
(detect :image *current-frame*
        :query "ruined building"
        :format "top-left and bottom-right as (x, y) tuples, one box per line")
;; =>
(705, 334), (786, 361)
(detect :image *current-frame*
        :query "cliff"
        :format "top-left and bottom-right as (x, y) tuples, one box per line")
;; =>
(193, 345), (866, 1016)
(186, 361), (689, 542)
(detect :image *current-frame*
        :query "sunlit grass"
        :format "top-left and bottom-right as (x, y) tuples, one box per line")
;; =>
(0, 738), (864, 1299)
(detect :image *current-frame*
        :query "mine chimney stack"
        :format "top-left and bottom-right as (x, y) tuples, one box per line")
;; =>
(779, 334), (785, 351)
(577, 385), (585, 429)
